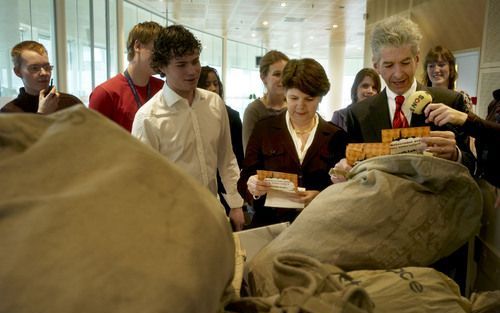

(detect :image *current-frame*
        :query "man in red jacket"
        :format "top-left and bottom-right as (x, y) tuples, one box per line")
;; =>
(89, 21), (164, 132)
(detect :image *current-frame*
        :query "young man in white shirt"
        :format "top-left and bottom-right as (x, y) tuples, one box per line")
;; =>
(132, 25), (245, 230)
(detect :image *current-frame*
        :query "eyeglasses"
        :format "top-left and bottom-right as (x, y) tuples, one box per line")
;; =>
(26, 64), (54, 73)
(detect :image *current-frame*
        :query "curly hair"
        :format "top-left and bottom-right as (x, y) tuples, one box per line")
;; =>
(11, 41), (47, 70)
(351, 68), (381, 103)
(371, 16), (422, 64)
(422, 45), (457, 89)
(126, 21), (162, 62)
(281, 58), (330, 97)
(150, 25), (202, 77)
(198, 66), (223, 98)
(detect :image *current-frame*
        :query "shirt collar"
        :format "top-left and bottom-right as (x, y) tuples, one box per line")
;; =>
(162, 84), (206, 107)
(386, 78), (418, 102)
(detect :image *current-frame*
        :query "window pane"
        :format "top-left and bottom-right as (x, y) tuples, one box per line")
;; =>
(93, 0), (107, 87)
(226, 39), (265, 118)
(108, 0), (118, 75)
(66, 0), (91, 103)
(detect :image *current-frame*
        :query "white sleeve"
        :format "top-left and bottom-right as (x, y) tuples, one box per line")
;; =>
(216, 98), (244, 208)
(131, 110), (160, 151)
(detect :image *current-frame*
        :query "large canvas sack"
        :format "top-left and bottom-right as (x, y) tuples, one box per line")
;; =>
(248, 154), (482, 296)
(0, 106), (235, 313)
(344, 267), (470, 313)
(226, 253), (374, 313)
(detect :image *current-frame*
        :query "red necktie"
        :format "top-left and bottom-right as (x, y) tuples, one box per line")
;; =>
(393, 95), (409, 128)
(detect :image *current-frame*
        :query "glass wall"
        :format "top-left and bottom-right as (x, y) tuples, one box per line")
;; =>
(341, 57), (364, 108)
(0, 0), (356, 113)
(226, 39), (266, 118)
(66, 0), (119, 104)
(123, 0), (167, 70)
(65, 0), (91, 103)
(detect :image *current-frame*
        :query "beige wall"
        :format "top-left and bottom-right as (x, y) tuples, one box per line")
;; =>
(364, 0), (486, 83)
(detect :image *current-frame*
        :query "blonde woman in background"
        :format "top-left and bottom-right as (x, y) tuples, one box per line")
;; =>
(242, 50), (289, 152)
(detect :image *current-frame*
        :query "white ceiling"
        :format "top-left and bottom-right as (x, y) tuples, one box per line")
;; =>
(134, 0), (367, 60)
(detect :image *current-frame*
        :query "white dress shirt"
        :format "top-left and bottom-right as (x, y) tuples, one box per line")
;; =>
(386, 79), (417, 126)
(132, 83), (243, 208)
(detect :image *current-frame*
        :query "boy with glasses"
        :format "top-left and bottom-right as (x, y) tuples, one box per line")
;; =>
(1, 40), (82, 114)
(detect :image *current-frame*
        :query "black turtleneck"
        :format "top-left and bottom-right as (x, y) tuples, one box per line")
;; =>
(1, 87), (82, 113)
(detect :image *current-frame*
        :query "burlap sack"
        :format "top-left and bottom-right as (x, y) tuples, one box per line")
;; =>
(471, 291), (500, 313)
(344, 267), (471, 313)
(226, 253), (374, 313)
(248, 154), (483, 296)
(0, 106), (235, 313)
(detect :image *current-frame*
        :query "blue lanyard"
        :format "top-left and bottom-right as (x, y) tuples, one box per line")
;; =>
(123, 69), (151, 109)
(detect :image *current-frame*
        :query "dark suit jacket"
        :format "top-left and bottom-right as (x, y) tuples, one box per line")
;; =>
(238, 112), (348, 224)
(345, 83), (475, 172)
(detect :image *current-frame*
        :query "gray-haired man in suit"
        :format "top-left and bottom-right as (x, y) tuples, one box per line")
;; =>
(333, 16), (474, 295)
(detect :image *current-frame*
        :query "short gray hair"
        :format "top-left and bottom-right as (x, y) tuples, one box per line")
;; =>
(371, 16), (423, 63)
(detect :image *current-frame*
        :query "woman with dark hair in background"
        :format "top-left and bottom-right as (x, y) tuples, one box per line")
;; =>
(239, 58), (348, 227)
(330, 68), (381, 130)
(198, 66), (245, 225)
(425, 88), (500, 188)
(198, 65), (244, 164)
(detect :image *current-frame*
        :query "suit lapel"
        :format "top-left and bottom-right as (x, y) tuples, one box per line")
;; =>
(276, 115), (301, 165)
(302, 117), (328, 167)
(366, 90), (392, 141)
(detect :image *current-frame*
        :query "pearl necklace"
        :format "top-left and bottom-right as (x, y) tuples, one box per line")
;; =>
(291, 116), (316, 135)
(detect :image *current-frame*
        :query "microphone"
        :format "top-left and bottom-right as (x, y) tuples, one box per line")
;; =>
(403, 90), (433, 114)
(404, 90), (462, 134)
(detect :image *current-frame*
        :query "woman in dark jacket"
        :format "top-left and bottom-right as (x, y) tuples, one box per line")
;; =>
(238, 58), (348, 228)
(425, 89), (500, 188)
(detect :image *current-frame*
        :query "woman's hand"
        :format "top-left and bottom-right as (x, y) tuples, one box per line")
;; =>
(247, 175), (270, 198)
(229, 207), (245, 231)
(289, 190), (320, 207)
(424, 103), (467, 127)
(330, 158), (352, 183)
(420, 130), (458, 161)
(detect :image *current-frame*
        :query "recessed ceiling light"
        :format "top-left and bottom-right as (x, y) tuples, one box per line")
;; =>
(292, 43), (298, 48)
(262, 21), (268, 26)
(332, 24), (338, 28)
(251, 33), (256, 37)
(309, 35), (314, 40)
(281, 2), (287, 7)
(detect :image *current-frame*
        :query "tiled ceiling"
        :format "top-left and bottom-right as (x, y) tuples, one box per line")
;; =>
(134, 0), (367, 60)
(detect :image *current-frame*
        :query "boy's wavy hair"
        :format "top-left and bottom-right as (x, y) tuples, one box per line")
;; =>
(151, 25), (202, 77)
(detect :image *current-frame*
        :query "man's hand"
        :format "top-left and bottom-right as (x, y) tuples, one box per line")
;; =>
(330, 158), (352, 183)
(289, 190), (320, 208)
(424, 103), (467, 127)
(421, 130), (458, 161)
(38, 86), (59, 114)
(229, 207), (245, 231)
(247, 174), (271, 198)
